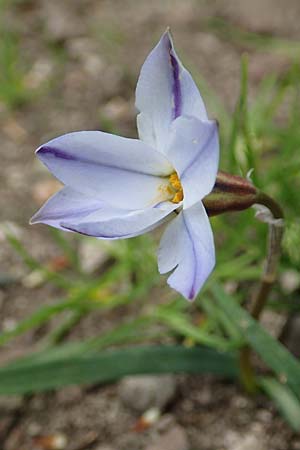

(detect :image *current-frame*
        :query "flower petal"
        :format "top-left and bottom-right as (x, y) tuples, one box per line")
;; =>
(158, 202), (215, 300)
(30, 186), (104, 230)
(136, 30), (207, 151)
(62, 202), (177, 239)
(166, 116), (219, 209)
(36, 131), (174, 211)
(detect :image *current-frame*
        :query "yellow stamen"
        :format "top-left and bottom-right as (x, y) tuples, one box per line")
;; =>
(169, 172), (183, 203)
(169, 173), (181, 190)
(172, 191), (183, 203)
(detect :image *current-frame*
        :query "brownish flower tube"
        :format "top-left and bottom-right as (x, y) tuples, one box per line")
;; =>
(203, 171), (257, 216)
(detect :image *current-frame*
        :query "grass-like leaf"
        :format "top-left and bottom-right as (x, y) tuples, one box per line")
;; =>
(212, 283), (300, 397)
(259, 377), (300, 432)
(0, 345), (238, 395)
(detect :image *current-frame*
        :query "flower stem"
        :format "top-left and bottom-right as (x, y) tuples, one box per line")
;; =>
(251, 192), (284, 319)
(239, 191), (284, 392)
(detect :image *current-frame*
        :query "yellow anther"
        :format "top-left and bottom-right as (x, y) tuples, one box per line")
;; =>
(169, 172), (183, 203)
(172, 191), (183, 203)
(169, 173), (182, 190)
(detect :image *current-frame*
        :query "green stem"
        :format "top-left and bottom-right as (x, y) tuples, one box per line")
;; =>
(239, 192), (284, 392)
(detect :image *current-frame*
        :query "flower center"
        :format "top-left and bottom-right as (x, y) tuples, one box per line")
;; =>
(169, 172), (183, 203)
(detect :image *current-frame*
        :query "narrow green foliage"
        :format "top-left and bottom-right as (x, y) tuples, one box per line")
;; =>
(227, 55), (256, 180)
(0, 33), (30, 108)
(259, 377), (300, 432)
(212, 284), (300, 398)
(0, 346), (238, 395)
(154, 305), (233, 351)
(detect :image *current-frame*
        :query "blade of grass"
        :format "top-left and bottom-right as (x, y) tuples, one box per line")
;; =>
(153, 306), (232, 351)
(6, 316), (158, 368)
(0, 345), (238, 395)
(259, 376), (300, 431)
(200, 296), (243, 344)
(212, 283), (300, 397)
(0, 267), (123, 346)
(240, 54), (257, 180)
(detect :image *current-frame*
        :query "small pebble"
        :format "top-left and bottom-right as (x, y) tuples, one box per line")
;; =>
(155, 413), (176, 432)
(94, 447), (114, 450)
(55, 386), (82, 405)
(0, 395), (23, 413)
(280, 269), (300, 294)
(145, 425), (189, 450)
(79, 240), (111, 274)
(224, 427), (266, 450)
(196, 388), (213, 407)
(33, 433), (67, 450)
(42, 2), (85, 42)
(118, 375), (177, 413)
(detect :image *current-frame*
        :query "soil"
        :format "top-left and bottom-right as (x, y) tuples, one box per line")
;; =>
(1, 1), (300, 449)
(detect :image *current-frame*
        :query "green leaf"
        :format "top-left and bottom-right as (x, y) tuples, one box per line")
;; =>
(154, 307), (232, 351)
(0, 346), (238, 395)
(212, 283), (300, 397)
(0, 298), (76, 346)
(200, 296), (243, 345)
(259, 377), (300, 431)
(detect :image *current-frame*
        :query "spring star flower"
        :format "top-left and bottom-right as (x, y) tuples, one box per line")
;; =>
(31, 30), (219, 300)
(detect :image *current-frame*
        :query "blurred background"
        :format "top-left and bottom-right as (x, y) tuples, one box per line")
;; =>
(1, 0), (300, 449)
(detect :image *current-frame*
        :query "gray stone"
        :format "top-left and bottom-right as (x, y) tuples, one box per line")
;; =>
(79, 240), (111, 274)
(42, 1), (85, 42)
(94, 447), (114, 450)
(280, 269), (300, 294)
(155, 413), (176, 432)
(260, 310), (286, 338)
(224, 425), (266, 450)
(0, 395), (23, 413)
(145, 425), (189, 450)
(55, 386), (83, 405)
(118, 375), (177, 413)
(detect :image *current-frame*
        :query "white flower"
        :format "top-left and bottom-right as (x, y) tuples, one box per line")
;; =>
(31, 30), (219, 300)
